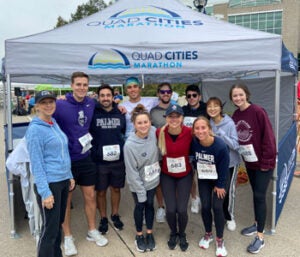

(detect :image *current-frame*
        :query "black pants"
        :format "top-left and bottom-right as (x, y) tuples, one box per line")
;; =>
(34, 180), (69, 257)
(132, 188), (156, 232)
(160, 172), (192, 236)
(198, 179), (225, 238)
(223, 166), (238, 221)
(247, 168), (273, 233)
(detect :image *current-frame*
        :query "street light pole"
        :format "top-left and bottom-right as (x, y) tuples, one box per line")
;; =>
(193, 0), (208, 13)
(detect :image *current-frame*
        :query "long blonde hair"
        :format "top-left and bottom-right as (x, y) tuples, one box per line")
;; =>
(158, 124), (167, 155)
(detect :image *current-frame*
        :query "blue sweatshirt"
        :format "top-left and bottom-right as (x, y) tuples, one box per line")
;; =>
(25, 117), (72, 200)
(191, 136), (229, 189)
(53, 93), (95, 161)
(90, 103), (126, 165)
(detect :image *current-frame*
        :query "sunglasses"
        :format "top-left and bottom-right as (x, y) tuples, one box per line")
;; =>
(160, 89), (172, 95)
(187, 93), (198, 99)
(159, 89), (172, 95)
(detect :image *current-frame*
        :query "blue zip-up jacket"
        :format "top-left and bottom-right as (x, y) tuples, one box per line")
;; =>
(53, 93), (95, 161)
(90, 102), (126, 165)
(25, 117), (72, 200)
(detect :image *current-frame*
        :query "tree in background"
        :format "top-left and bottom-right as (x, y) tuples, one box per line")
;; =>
(55, 0), (107, 28)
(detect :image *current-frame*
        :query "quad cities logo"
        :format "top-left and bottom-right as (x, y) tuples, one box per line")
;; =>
(86, 6), (203, 29)
(88, 49), (198, 70)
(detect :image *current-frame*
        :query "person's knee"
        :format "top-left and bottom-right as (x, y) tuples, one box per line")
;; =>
(97, 190), (107, 198)
(111, 187), (120, 194)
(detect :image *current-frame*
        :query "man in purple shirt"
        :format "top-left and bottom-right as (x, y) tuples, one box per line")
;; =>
(54, 72), (108, 256)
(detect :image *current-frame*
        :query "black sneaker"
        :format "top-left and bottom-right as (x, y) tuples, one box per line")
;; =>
(167, 233), (178, 250)
(111, 214), (124, 230)
(179, 233), (189, 251)
(135, 235), (147, 252)
(146, 233), (156, 251)
(98, 217), (108, 235)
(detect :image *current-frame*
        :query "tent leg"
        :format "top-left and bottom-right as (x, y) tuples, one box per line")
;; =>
(6, 74), (18, 238)
(269, 69), (281, 235)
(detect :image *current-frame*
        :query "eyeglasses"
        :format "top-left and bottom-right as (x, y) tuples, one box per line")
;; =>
(187, 93), (198, 99)
(159, 89), (172, 95)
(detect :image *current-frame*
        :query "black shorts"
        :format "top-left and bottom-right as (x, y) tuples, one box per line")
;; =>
(95, 161), (126, 191)
(71, 155), (97, 186)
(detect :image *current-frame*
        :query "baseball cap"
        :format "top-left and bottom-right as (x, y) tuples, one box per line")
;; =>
(125, 77), (140, 87)
(165, 104), (184, 116)
(35, 90), (56, 103)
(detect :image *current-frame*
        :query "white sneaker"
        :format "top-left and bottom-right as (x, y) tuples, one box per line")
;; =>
(64, 236), (78, 256)
(156, 207), (166, 223)
(199, 233), (213, 249)
(216, 239), (228, 257)
(226, 220), (236, 231)
(191, 196), (200, 214)
(86, 229), (108, 247)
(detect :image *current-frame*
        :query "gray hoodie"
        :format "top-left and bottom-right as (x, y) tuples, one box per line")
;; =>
(124, 126), (160, 202)
(210, 114), (241, 167)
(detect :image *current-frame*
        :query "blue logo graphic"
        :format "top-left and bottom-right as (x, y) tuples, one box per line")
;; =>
(86, 5), (203, 29)
(88, 49), (130, 69)
(109, 6), (181, 19)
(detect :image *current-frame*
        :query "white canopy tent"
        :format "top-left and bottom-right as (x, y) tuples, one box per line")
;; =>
(3, 0), (296, 238)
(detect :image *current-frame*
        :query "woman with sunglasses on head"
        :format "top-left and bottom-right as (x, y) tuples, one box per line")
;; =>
(229, 83), (276, 254)
(25, 91), (75, 257)
(206, 97), (241, 232)
(157, 103), (193, 252)
(190, 116), (229, 257)
(124, 104), (160, 253)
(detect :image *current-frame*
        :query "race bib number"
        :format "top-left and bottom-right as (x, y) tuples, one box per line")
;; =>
(102, 145), (120, 161)
(79, 133), (93, 154)
(197, 162), (218, 179)
(167, 157), (186, 173)
(239, 144), (258, 162)
(183, 116), (197, 128)
(144, 162), (161, 182)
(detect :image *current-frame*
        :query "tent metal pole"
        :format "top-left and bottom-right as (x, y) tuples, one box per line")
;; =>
(6, 74), (16, 238)
(271, 69), (281, 234)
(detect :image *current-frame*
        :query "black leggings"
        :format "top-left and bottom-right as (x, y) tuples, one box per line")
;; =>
(132, 188), (156, 232)
(160, 172), (192, 236)
(198, 179), (225, 239)
(247, 168), (273, 233)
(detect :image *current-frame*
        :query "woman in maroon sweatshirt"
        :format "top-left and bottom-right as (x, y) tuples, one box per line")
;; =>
(230, 83), (276, 254)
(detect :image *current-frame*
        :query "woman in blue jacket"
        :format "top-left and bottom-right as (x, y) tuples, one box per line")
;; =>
(26, 91), (75, 257)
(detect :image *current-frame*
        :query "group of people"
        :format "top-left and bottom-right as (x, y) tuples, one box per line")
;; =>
(25, 72), (276, 257)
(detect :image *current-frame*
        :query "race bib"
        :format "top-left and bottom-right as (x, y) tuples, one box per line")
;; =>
(102, 145), (120, 161)
(167, 157), (186, 173)
(183, 116), (197, 128)
(144, 162), (161, 182)
(239, 144), (258, 162)
(197, 162), (218, 179)
(78, 133), (93, 154)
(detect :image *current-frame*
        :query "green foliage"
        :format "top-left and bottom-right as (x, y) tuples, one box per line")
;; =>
(55, 0), (107, 28)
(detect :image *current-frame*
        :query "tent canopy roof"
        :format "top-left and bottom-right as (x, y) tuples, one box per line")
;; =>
(4, 0), (282, 84)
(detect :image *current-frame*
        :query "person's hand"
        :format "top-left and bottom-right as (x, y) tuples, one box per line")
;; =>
(69, 179), (75, 191)
(214, 186), (226, 199)
(42, 195), (55, 209)
(118, 105), (127, 114)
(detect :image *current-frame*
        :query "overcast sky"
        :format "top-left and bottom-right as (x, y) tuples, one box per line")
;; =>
(0, 0), (224, 59)
(0, 0), (93, 59)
